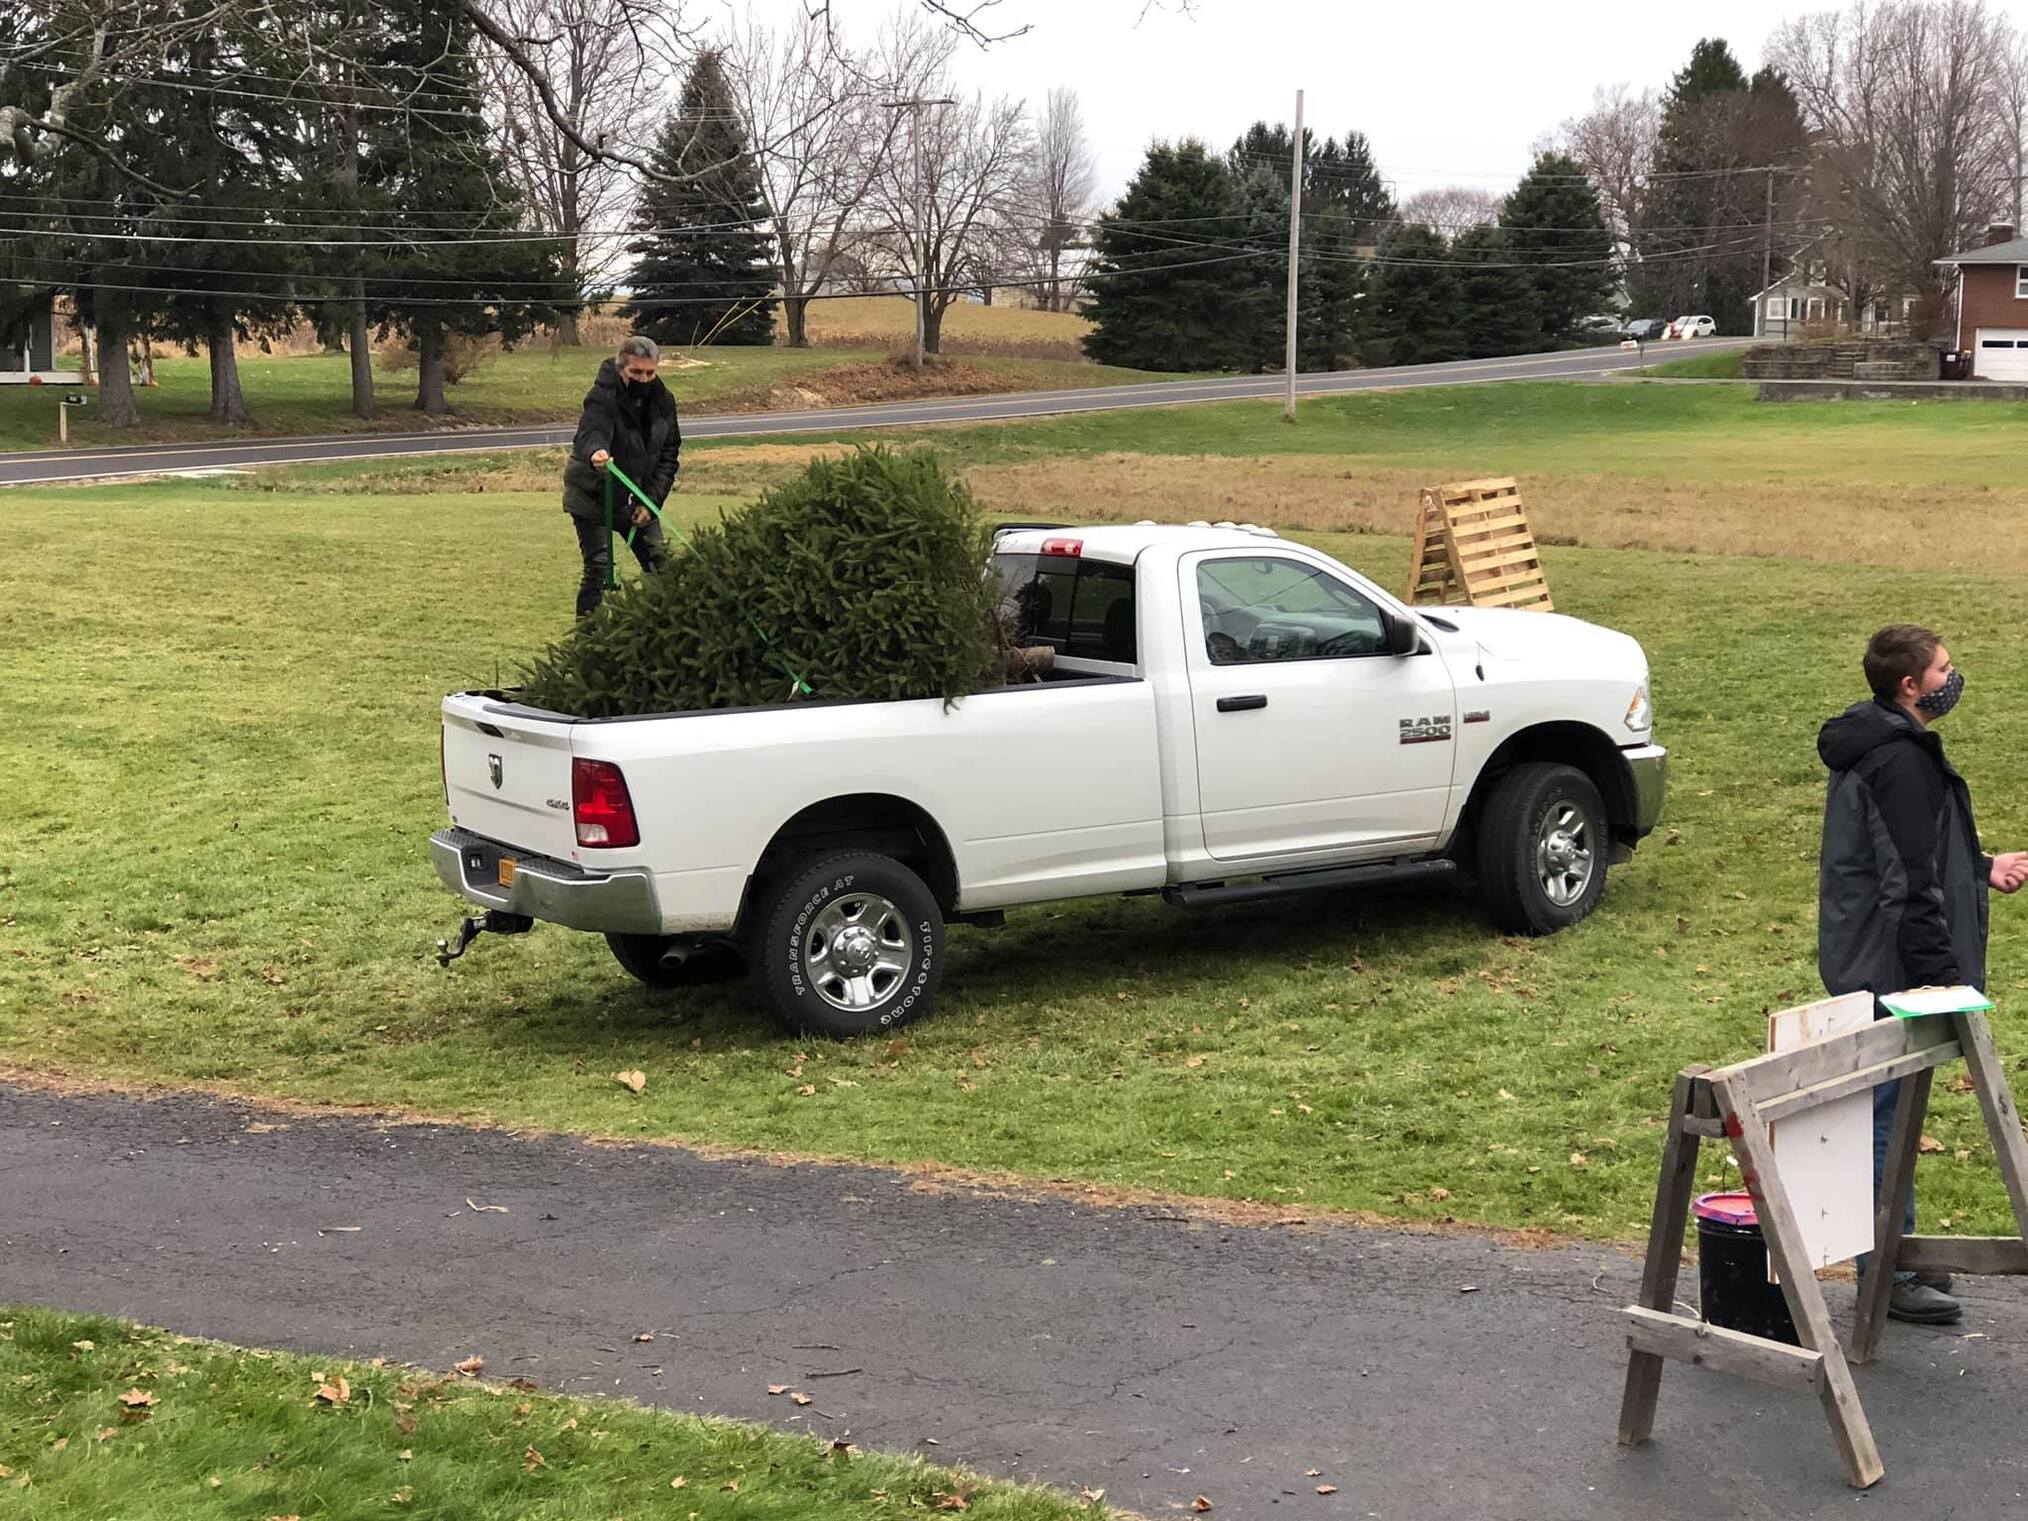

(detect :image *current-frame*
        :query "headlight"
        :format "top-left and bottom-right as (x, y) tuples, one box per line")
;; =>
(1625, 683), (1652, 733)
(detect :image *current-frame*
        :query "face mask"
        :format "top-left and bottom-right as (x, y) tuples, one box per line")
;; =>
(1916, 667), (1964, 719)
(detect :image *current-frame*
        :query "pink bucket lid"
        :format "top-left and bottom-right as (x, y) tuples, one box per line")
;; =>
(1692, 1190), (1759, 1227)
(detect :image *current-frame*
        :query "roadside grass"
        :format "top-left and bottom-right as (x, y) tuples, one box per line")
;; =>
(0, 1308), (1102, 1519)
(6, 467), (2028, 1242)
(792, 295), (1093, 361)
(1635, 349), (1748, 380)
(0, 338), (1161, 452)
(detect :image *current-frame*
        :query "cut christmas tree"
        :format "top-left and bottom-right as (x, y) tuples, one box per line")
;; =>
(518, 446), (1000, 718)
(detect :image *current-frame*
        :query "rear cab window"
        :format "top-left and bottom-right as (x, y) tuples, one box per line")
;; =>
(992, 547), (1138, 672)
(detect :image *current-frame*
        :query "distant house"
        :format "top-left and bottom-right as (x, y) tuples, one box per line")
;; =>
(0, 290), (81, 384)
(1751, 246), (1915, 340)
(1936, 222), (2028, 380)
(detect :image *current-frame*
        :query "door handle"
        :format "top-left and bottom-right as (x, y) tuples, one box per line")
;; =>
(1217, 695), (1268, 713)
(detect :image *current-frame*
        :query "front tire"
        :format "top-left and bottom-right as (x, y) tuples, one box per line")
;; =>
(750, 851), (944, 1038)
(1474, 762), (1608, 934)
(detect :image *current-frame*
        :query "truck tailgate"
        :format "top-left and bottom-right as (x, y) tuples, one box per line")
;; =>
(442, 694), (580, 862)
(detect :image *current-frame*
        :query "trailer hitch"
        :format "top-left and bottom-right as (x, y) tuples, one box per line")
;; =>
(435, 909), (535, 967)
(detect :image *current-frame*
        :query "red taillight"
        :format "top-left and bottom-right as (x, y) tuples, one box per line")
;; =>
(572, 758), (639, 849)
(1041, 536), (1083, 557)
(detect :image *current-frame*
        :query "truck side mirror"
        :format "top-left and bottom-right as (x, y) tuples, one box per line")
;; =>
(1384, 610), (1420, 656)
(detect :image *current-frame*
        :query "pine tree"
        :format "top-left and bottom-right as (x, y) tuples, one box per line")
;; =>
(1231, 161), (1292, 372)
(1082, 140), (1254, 372)
(1370, 224), (1464, 364)
(1310, 131), (1396, 246)
(1499, 153), (1616, 342)
(1300, 205), (1367, 371)
(364, 0), (561, 414)
(1452, 226), (1539, 358)
(623, 51), (778, 348)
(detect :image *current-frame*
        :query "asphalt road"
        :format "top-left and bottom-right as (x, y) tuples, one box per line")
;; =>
(5, 1083), (2023, 1520)
(0, 340), (1744, 487)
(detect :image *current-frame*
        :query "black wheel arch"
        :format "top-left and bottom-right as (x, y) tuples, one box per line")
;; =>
(1455, 723), (1640, 863)
(737, 793), (959, 940)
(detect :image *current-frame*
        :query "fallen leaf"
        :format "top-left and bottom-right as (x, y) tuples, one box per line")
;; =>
(1429, 1187), (1451, 1201)
(767, 1384), (789, 1396)
(632, 1332), (655, 1343)
(1184, 1055), (1205, 1069)
(50, 1438), (67, 1452)
(828, 1440), (856, 1462)
(96, 1428), (117, 1442)
(523, 1446), (546, 1471)
(886, 1040), (910, 1057)
(559, 1418), (578, 1432)
(507, 1378), (538, 1391)
(935, 1493), (971, 1512)
(71, 1340), (94, 1352)
(453, 1356), (484, 1376)
(465, 1198), (508, 1214)
(117, 1389), (157, 1409)
(314, 1375), (350, 1405)
(1317, 1484), (1339, 1495)
(791, 1392), (813, 1406)
(613, 1070), (646, 1094)
(391, 1486), (413, 1504)
(1497, 1088), (1516, 1101)
(208, 1476), (222, 1488)
(1919, 1135), (1946, 1155)
(1193, 1497), (1214, 1513)
(1570, 1152), (1589, 1168)
(722, 1480), (741, 1493)
(395, 1415), (418, 1436)
(514, 1403), (533, 1417)
(1305, 1470), (1322, 1478)
(398, 1449), (413, 1461)
(261, 965), (286, 985)
(670, 1476), (687, 1489)
(797, 1084), (817, 1097)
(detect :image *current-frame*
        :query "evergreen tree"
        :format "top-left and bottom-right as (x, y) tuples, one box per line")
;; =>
(1310, 131), (1396, 246)
(1499, 153), (1616, 341)
(363, 0), (561, 414)
(1300, 205), (1367, 371)
(1452, 226), (1538, 357)
(1082, 139), (1254, 372)
(1369, 224), (1464, 364)
(623, 51), (778, 348)
(1231, 161), (1292, 372)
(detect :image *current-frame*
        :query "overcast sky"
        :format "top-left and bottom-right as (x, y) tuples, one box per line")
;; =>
(815, 0), (2028, 202)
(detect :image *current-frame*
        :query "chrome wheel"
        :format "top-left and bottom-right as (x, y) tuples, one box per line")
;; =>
(1535, 802), (1596, 907)
(803, 892), (912, 1013)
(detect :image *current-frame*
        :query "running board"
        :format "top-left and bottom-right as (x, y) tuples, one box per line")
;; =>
(1162, 857), (1456, 909)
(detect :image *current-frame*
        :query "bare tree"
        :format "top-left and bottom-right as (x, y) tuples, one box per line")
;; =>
(1543, 85), (1659, 248)
(724, 8), (891, 348)
(865, 80), (1032, 356)
(476, 0), (667, 345)
(1019, 86), (1097, 311)
(1397, 185), (1505, 237)
(1770, 0), (2018, 300)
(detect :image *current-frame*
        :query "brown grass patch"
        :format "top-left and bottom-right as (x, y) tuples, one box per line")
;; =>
(790, 295), (1091, 361)
(961, 452), (2028, 576)
(704, 356), (1040, 413)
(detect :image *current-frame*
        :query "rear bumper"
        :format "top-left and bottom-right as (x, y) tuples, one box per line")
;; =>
(1622, 743), (1668, 840)
(430, 828), (662, 935)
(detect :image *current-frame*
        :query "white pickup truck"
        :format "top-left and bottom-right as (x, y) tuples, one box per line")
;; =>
(433, 523), (1665, 1037)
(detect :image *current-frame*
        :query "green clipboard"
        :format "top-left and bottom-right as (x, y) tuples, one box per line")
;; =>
(1879, 985), (1995, 1018)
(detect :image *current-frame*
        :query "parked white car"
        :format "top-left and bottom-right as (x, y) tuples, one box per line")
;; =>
(1670, 315), (1718, 339)
(432, 524), (1666, 1036)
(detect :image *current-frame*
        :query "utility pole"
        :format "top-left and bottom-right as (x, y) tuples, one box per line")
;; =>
(1761, 164), (1775, 324)
(882, 96), (956, 371)
(1284, 88), (1304, 424)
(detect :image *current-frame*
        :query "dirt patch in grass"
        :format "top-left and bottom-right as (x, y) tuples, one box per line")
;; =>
(962, 451), (2028, 576)
(704, 356), (1042, 413)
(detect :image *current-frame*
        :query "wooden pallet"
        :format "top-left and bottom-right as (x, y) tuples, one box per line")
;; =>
(1404, 477), (1552, 611)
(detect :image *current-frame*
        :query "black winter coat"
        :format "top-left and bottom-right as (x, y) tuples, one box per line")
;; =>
(562, 358), (681, 521)
(1818, 698), (1992, 1000)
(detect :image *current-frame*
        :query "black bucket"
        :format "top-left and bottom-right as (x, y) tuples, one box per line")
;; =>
(1693, 1192), (1799, 1346)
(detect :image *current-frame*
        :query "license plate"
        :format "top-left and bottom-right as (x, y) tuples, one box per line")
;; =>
(497, 857), (518, 888)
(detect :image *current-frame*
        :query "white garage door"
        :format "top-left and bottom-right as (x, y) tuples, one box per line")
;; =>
(1974, 329), (2028, 380)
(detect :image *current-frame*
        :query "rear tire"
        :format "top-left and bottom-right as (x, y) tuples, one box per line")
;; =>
(1474, 762), (1608, 935)
(750, 851), (943, 1038)
(605, 933), (746, 989)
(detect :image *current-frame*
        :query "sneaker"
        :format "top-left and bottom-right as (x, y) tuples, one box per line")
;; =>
(1888, 1278), (1964, 1325)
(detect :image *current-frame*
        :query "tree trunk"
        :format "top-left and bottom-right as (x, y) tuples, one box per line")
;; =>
(555, 303), (582, 347)
(95, 304), (140, 428)
(207, 314), (253, 424)
(413, 321), (450, 414)
(922, 300), (946, 356)
(347, 293), (374, 420)
(784, 295), (810, 348)
(314, 308), (346, 355)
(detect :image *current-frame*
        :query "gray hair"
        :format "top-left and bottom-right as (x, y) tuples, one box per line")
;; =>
(617, 335), (659, 364)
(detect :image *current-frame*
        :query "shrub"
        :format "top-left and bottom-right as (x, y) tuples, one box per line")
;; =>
(517, 446), (1000, 717)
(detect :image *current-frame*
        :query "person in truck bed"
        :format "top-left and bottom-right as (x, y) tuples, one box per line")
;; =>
(562, 334), (683, 618)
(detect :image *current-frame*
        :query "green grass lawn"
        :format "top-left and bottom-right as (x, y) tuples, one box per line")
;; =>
(7, 436), (2028, 1243)
(786, 374), (2028, 489)
(0, 347), (1173, 452)
(1635, 349), (1749, 380)
(0, 1308), (1101, 1519)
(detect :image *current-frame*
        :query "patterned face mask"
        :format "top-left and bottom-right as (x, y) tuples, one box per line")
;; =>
(1916, 667), (1964, 719)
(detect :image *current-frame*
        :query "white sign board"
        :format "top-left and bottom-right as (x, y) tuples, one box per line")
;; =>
(1768, 992), (1877, 1271)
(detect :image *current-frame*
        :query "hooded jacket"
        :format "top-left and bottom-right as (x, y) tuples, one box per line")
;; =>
(562, 359), (681, 522)
(1818, 697), (1991, 1000)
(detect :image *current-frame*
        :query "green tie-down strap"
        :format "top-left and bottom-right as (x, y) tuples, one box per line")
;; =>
(601, 461), (816, 700)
